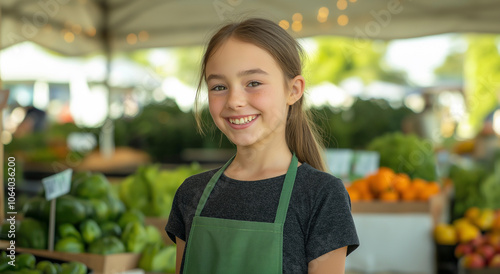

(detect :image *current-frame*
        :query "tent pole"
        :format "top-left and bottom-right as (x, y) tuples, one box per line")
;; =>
(99, 1), (114, 159)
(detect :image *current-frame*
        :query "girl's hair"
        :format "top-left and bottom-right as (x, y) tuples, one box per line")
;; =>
(194, 17), (327, 172)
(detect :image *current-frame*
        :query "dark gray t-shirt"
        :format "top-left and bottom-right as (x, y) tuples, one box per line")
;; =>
(166, 162), (359, 273)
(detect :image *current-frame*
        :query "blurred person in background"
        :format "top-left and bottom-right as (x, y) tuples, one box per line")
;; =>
(14, 106), (47, 138)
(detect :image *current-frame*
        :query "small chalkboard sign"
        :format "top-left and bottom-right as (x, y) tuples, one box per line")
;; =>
(41, 169), (73, 251)
(42, 169), (72, 201)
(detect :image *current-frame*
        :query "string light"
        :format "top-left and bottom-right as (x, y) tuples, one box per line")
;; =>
(64, 32), (75, 43)
(127, 33), (138, 45)
(138, 31), (149, 42)
(279, 20), (290, 30)
(292, 13), (303, 22)
(292, 21), (302, 32)
(337, 15), (349, 26)
(337, 0), (348, 10)
(86, 27), (96, 37)
(317, 7), (329, 23)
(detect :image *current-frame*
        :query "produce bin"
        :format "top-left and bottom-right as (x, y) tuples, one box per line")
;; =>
(345, 191), (450, 274)
(0, 241), (140, 274)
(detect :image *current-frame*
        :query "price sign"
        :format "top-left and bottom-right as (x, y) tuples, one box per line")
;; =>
(325, 149), (354, 180)
(42, 169), (73, 200)
(353, 151), (379, 177)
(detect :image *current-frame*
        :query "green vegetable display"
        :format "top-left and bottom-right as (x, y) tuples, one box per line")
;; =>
(60, 261), (87, 274)
(79, 219), (102, 244)
(117, 209), (145, 230)
(139, 242), (177, 273)
(450, 159), (500, 219)
(88, 236), (126, 255)
(54, 237), (85, 253)
(99, 221), (122, 237)
(57, 223), (82, 241)
(119, 163), (203, 217)
(0, 251), (87, 274)
(367, 132), (437, 181)
(15, 253), (36, 270)
(121, 222), (148, 253)
(36, 261), (57, 274)
(17, 218), (47, 250)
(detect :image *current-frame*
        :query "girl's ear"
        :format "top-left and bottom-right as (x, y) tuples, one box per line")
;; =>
(287, 75), (305, 105)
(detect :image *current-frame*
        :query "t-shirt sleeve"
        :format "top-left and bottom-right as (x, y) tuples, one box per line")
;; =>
(165, 184), (187, 243)
(305, 176), (359, 262)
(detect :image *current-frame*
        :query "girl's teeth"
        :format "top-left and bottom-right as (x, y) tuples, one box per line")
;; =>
(230, 115), (256, 125)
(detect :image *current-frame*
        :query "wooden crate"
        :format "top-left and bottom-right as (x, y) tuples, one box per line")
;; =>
(0, 241), (140, 274)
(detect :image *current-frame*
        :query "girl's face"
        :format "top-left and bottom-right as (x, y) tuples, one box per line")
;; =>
(205, 38), (302, 150)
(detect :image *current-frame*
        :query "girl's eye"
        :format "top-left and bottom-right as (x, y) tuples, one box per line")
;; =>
(247, 81), (261, 87)
(211, 85), (226, 91)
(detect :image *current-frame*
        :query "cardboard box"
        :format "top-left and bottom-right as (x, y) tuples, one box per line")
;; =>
(0, 241), (140, 274)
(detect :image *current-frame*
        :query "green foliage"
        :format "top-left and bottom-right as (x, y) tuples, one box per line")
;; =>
(367, 132), (437, 181)
(119, 163), (204, 217)
(449, 163), (490, 220)
(114, 99), (204, 162)
(311, 99), (414, 149)
(306, 37), (406, 85)
(434, 51), (464, 80)
(464, 34), (500, 132)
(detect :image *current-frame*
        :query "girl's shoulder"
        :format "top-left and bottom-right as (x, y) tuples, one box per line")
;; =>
(295, 163), (349, 201)
(297, 163), (344, 188)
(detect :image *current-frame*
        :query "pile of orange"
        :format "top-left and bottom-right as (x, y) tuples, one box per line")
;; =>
(346, 167), (440, 202)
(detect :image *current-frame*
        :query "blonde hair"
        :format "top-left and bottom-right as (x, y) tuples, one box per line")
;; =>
(194, 18), (326, 172)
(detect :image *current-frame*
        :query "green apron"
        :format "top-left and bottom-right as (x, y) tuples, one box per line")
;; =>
(183, 154), (298, 274)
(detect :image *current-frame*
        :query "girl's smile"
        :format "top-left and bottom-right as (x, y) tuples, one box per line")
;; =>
(205, 37), (297, 150)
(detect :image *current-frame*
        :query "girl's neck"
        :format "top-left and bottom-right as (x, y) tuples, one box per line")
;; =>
(223, 143), (298, 181)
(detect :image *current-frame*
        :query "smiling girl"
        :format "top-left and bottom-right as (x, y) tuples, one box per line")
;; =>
(166, 18), (359, 274)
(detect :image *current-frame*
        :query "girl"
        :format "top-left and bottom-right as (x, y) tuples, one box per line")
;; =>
(166, 18), (359, 274)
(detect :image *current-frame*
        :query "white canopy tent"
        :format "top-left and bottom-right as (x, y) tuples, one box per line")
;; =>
(2, 0), (500, 56)
(0, 0), (500, 266)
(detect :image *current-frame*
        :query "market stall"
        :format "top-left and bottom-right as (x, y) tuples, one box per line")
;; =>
(2, 1), (500, 274)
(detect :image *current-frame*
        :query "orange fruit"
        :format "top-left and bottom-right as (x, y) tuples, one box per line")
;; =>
(369, 167), (395, 196)
(417, 187), (436, 201)
(360, 191), (374, 201)
(351, 179), (369, 194)
(427, 181), (441, 194)
(412, 178), (428, 192)
(346, 187), (360, 202)
(401, 187), (417, 201)
(379, 190), (399, 202)
(393, 173), (411, 194)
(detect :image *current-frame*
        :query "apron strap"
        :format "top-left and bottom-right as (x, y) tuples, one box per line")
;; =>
(194, 155), (235, 217)
(274, 153), (298, 224)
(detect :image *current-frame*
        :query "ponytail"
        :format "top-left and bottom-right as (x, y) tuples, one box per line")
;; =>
(286, 97), (327, 172)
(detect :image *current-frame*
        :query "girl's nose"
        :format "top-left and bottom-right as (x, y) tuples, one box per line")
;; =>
(225, 87), (246, 109)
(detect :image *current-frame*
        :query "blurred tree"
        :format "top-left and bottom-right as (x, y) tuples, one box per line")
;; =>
(173, 46), (204, 85)
(464, 34), (500, 132)
(311, 99), (414, 149)
(305, 37), (406, 86)
(434, 52), (464, 80)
